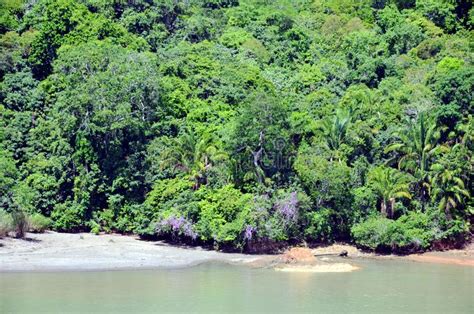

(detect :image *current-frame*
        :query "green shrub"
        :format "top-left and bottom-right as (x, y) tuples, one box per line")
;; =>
(10, 210), (29, 238)
(1, 209), (36, 238)
(51, 201), (85, 232)
(147, 187), (314, 250)
(394, 212), (434, 249)
(351, 212), (436, 252)
(28, 213), (52, 233)
(0, 209), (13, 236)
(195, 185), (252, 248)
(114, 204), (142, 233)
(428, 209), (471, 246)
(140, 177), (199, 238)
(351, 216), (394, 250)
(304, 208), (335, 243)
(146, 177), (194, 209)
(351, 187), (377, 217)
(95, 209), (114, 233)
(87, 220), (101, 235)
(134, 203), (157, 237)
(436, 219), (470, 247)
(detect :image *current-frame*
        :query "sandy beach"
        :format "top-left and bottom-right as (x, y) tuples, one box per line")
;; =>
(0, 232), (260, 272)
(1, 232), (473, 272)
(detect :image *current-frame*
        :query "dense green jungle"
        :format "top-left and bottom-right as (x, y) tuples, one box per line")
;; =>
(1, 0), (473, 253)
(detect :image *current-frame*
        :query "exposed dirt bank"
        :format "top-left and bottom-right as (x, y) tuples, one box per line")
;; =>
(309, 242), (474, 267)
(1, 233), (472, 272)
(250, 243), (474, 270)
(0, 232), (261, 272)
(404, 242), (474, 266)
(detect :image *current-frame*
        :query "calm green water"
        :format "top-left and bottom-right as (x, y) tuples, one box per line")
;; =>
(0, 259), (472, 313)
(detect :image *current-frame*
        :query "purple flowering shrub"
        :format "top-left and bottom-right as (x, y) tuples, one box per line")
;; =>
(242, 194), (271, 242)
(149, 186), (312, 252)
(243, 190), (310, 246)
(274, 191), (299, 223)
(156, 215), (198, 240)
(243, 224), (256, 241)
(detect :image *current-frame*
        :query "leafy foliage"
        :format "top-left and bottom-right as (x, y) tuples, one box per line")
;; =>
(28, 213), (52, 232)
(1, 0), (472, 252)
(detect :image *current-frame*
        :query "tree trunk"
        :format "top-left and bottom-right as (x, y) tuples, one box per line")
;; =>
(252, 131), (265, 184)
(445, 201), (453, 221)
(381, 199), (388, 217)
(388, 198), (395, 219)
(421, 185), (427, 212)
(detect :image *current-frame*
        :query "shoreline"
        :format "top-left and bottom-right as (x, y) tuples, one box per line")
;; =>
(1, 232), (473, 272)
(308, 242), (474, 267)
(0, 232), (262, 272)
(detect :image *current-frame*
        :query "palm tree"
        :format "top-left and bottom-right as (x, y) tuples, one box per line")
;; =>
(316, 108), (352, 152)
(431, 162), (470, 221)
(368, 166), (412, 218)
(385, 113), (446, 207)
(457, 115), (473, 146)
(161, 130), (227, 189)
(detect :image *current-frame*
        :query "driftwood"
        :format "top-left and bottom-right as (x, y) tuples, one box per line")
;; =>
(314, 250), (348, 257)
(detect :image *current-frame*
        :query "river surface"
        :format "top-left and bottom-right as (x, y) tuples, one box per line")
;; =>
(1, 259), (472, 313)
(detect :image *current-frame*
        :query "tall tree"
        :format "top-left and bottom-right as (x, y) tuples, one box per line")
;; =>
(368, 166), (412, 218)
(316, 108), (353, 154)
(160, 129), (227, 190)
(230, 93), (290, 187)
(431, 164), (470, 220)
(385, 113), (445, 207)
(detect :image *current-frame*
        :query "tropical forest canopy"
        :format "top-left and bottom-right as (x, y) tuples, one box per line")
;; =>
(0, 0), (473, 252)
